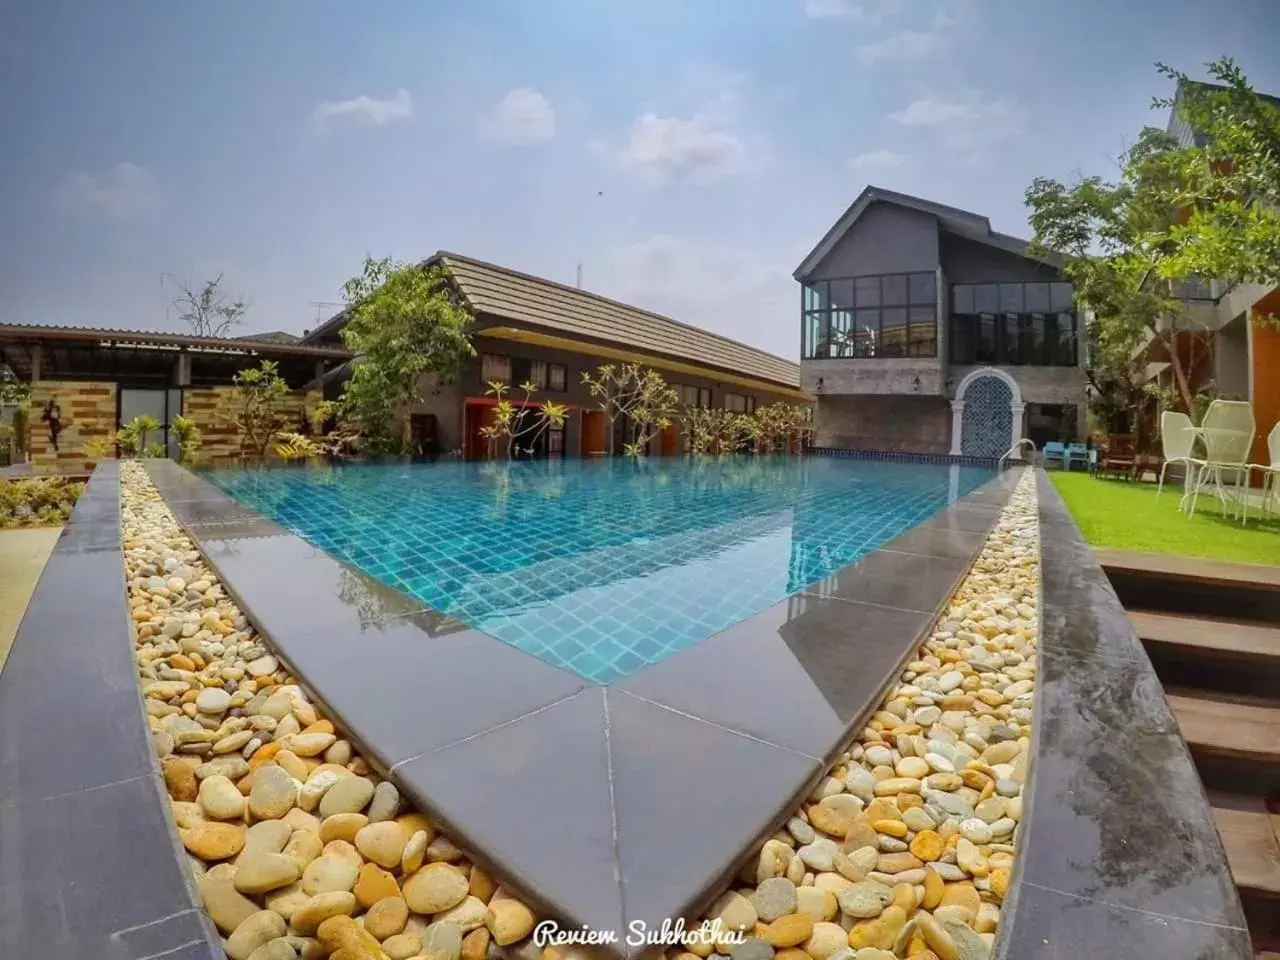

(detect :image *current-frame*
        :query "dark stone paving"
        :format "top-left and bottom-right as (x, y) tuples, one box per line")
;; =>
(0, 461), (223, 960)
(146, 458), (1019, 951)
(989, 472), (1251, 960)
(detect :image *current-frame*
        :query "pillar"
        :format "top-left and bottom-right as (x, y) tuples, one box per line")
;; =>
(948, 400), (965, 455)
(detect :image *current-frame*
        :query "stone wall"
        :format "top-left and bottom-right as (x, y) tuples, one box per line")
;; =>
(814, 395), (950, 454)
(27, 381), (117, 473)
(802, 358), (945, 397)
(183, 387), (321, 464)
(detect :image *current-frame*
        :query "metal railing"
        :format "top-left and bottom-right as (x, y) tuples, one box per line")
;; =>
(999, 437), (1036, 470)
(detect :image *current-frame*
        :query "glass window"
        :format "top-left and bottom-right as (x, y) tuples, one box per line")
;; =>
(829, 309), (852, 357)
(1001, 314), (1022, 364)
(854, 309), (880, 357)
(699, 387), (712, 408)
(882, 275), (908, 306)
(908, 306), (936, 357)
(855, 276), (880, 307)
(950, 316), (976, 365)
(1024, 283), (1050, 312)
(724, 392), (747, 413)
(952, 285), (974, 314)
(803, 282), (828, 312)
(530, 360), (548, 389)
(974, 284), (999, 314)
(481, 353), (510, 383)
(1053, 312), (1078, 365)
(828, 279), (854, 310)
(976, 314), (998, 363)
(1050, 282), (1074, 311)
(880, 307), (907, 357)
(910, 272), (936, 303)
(1028, 314), (1047, 365)
(746, 396), (756, 414)
(548, 363), (567, 392)
(999, 284), (1024, 313)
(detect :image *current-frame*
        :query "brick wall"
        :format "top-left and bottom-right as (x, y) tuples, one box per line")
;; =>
(183, 386), (320, 464)
(28, 381), (117, 473)
(814, 395), (950, 454)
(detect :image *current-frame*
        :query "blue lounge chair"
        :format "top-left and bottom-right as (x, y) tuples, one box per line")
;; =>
(1064, 442), (1088, 471)
(1042, 442), (1066, 469)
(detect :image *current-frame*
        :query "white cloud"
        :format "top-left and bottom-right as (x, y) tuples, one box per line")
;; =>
(602, 235), (797, 357)
(889, 92), (1023, 153)
(483, 88), (556, 144)
(620, 113), (746, 181)
(312, 89), (413, 133)
(803, 0), (900, 24)
(857, 29), (940, 64)
(53, 162), (160, 220)
(850, 149), (909, 171)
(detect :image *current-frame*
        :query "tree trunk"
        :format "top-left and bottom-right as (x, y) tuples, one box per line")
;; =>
(1157, 328), (1197, 413)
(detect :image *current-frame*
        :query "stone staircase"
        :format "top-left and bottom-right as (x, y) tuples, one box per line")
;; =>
(1099, 549), (1280, 956)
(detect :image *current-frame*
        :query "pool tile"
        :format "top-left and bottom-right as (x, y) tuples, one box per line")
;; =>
(394, 689), (623, 941)
(618, 593), (934, 757)
(801, 548), (970, 614)
(607, 690), (819, 940)
(0, 550), (155, 801)
(274, 617), (587, 769)
(992, 881), (1250, 960)
(201, 458), (998, 681)
(195, 531), (430, 632)
(875, 522), (989, 560)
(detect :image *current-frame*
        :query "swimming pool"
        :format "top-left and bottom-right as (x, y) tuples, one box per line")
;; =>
(203, 457), (994, 682)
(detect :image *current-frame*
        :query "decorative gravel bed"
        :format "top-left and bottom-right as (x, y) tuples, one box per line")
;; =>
(123, 460), (1037, 960)
(123, 461), (547, 960)
(683, 470), (1039, 960)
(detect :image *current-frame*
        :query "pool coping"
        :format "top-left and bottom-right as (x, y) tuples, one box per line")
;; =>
(0, 461), (224, 960)
(144, 457), (1020, 954)
(989, 470), (1251, 958)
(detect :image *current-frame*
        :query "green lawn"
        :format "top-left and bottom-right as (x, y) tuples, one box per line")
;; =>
(1049, 471), (1280, 567)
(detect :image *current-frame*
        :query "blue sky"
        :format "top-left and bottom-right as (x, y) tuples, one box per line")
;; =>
(2, 0), (1278, 360)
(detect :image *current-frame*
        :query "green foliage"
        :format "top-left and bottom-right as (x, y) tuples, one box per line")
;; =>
(682, 407), (748, 454)
(117, 415), (162, 457)
(0, 372), (28, 406)
(170, 414), (201, 466)
(274, 433), (324, 461)
(1150, 58), (1280, 290)
(1026, 123), (1210, 413)
(478, 380), (569, 459)
(223, 360), (289, 459)
(338, 255), (475, 455)
(580, 363), (679, 457)
(753, 402), (814, 452)
(168, 273), (248, 338)
(0, 477), (84, 528)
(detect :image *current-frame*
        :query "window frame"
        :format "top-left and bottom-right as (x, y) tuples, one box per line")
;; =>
(480, 353), (511, 384)
(547, 362), (568, 392)
(801, 271), (938, 360)
(949, 281), (1078, 367)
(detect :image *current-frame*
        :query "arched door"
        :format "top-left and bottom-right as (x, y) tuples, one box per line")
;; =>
(960, 374), (1014, 458)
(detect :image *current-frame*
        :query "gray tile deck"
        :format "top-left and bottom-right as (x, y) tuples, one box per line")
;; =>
(989, 472), (1249, 960)
(146, 458), (1018, 952)
(0, 462), (223, 960)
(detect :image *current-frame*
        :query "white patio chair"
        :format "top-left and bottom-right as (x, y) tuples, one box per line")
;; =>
(1157, 410), (1196, 499)
(1186, 400), (1255, 518)
(1241, 419), (1280, 525)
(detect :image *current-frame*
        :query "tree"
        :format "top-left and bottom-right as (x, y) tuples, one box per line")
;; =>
(222, 360), (289, 459)
(579, 363), (679, 456)
(1026, 125), (1212, 413)
(338, 255), (475, 454)
(168, 273), (248, 338)
(477, 381), (568, 459)
(1149, 58), (1280, 292)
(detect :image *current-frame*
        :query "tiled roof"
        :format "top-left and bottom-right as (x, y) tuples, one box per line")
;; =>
(436, 252), (800, 389)
(235, 330), (301, 344)
(0, 323), (351, 358)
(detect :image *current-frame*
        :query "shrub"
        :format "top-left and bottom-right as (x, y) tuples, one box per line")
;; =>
(0, 477), (85, 528)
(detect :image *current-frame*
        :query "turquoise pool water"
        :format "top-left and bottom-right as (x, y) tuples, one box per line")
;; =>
(204, 457), (994, 683)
